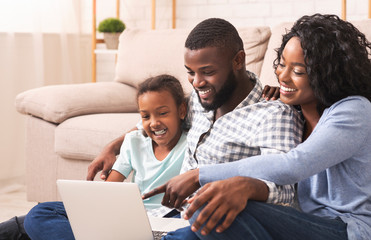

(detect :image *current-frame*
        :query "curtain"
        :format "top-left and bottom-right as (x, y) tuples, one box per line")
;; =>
(0, 0), (91, 190)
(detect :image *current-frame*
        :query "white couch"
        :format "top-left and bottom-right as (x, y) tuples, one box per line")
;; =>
(15, 20), (371, 202)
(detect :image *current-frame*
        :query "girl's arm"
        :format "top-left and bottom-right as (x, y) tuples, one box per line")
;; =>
(86, 127), (138, 181)
(106, 170), (126, 182)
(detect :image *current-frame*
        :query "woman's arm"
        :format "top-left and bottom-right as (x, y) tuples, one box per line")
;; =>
(185, 176), (269, 235)
(262, 85), (280, 100)
(199, 96), (371, 186)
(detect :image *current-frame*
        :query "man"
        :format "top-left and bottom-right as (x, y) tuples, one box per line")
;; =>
(138, 18), (304, 239)
(91, 18), (303, 238)
(89, 18), (302, 203)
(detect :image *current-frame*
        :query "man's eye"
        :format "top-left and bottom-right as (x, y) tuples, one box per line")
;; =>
(160, 112), (169, 116)
(187, 71), (195, 76)
(141, 115), (149, 119)
(204, 71), (214, 75)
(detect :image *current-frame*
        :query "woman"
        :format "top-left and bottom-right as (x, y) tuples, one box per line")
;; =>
(184, 14), (371, 240)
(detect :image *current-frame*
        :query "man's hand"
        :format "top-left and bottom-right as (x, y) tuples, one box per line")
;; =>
(86, 134), (127, 181)
(86, 146), (118, 181)
(262, 85), (280, 100)
(142, 169), (201, 210)
(184, 176), (269, 236)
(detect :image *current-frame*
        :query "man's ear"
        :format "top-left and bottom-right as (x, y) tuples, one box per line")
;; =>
(233, 50), (246, 70)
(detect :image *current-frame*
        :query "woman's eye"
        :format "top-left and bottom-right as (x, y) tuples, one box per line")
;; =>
(160, 112), (169, 116)
(293, 70), (305, 75)
(141, 115), (149, 119)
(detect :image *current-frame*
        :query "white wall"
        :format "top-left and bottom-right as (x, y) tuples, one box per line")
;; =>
(0, 33), (91, 189)
(103, 0), (370, 29)
(95, 0), (370, 82)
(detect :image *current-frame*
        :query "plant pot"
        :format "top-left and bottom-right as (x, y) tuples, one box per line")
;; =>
(103, 32), (121, 49)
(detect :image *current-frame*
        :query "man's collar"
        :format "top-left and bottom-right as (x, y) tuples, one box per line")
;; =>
(235, 71), (263, 109)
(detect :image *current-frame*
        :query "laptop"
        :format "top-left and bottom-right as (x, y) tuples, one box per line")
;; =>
(57, 179), (189, 240)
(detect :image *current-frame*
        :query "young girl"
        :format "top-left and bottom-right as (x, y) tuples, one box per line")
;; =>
(21, 74), (188, 240)
(106, 74), (187, 216)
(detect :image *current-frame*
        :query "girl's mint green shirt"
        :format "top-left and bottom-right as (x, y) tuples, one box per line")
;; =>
(112, 130), (186, 212)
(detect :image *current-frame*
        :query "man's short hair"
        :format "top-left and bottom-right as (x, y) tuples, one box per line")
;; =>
(185, 18), (244, 55)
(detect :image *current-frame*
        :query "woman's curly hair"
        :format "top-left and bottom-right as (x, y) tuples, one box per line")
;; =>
(274, 14), (371, 112)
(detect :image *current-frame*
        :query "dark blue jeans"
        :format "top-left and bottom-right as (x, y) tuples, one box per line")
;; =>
(24, 201), (74, 240)
(164, 201), (348, 240)
(24, 201), (185, 240)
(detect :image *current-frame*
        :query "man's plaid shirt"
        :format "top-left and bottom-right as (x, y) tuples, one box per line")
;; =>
(149, 72), (303, 217)
(182, 72), (303, 203)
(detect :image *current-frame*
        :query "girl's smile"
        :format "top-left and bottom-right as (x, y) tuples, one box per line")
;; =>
(138, 90), (186, 154)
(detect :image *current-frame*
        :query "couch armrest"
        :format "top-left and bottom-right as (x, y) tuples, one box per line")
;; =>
(15, 82), (138, 124)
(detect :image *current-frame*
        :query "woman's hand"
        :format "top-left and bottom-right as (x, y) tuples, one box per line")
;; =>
(262, 85), (280, 100)
(184, 176), (269, 236)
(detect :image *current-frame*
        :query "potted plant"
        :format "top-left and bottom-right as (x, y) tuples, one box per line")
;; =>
(97, 18), (126, 49)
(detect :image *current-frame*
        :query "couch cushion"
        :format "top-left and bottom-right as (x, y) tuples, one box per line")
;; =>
(115, 26), (271, 94)
(239, 26), (271, 78)
(115, 28), (192, 94)
(15, 82), (138, 124)
(55, 113), (141, 161)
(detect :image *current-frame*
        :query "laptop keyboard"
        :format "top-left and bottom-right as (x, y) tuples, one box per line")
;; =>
(153, 230), (167, 240)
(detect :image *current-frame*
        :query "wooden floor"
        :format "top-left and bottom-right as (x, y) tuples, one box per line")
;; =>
(0, 184), (37, 222)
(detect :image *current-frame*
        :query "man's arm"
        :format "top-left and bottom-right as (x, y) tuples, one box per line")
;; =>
(251, 102), (303, 204)
(86, 127), (137, 181)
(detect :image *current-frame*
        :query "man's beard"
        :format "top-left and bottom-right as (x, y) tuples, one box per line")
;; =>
(198, 71), (237, 111)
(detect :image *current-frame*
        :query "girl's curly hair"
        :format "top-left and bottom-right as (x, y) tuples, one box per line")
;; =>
(274, 14), (371, 112)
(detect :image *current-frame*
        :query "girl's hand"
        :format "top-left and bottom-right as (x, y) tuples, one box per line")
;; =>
(262, 85), (280, 100)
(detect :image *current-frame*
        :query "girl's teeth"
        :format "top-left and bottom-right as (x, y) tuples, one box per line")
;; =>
(155, 129), (166, 135)
(280, 85), (297, 92)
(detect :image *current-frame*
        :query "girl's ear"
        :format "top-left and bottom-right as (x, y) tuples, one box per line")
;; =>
(178, 101), (187, 120)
